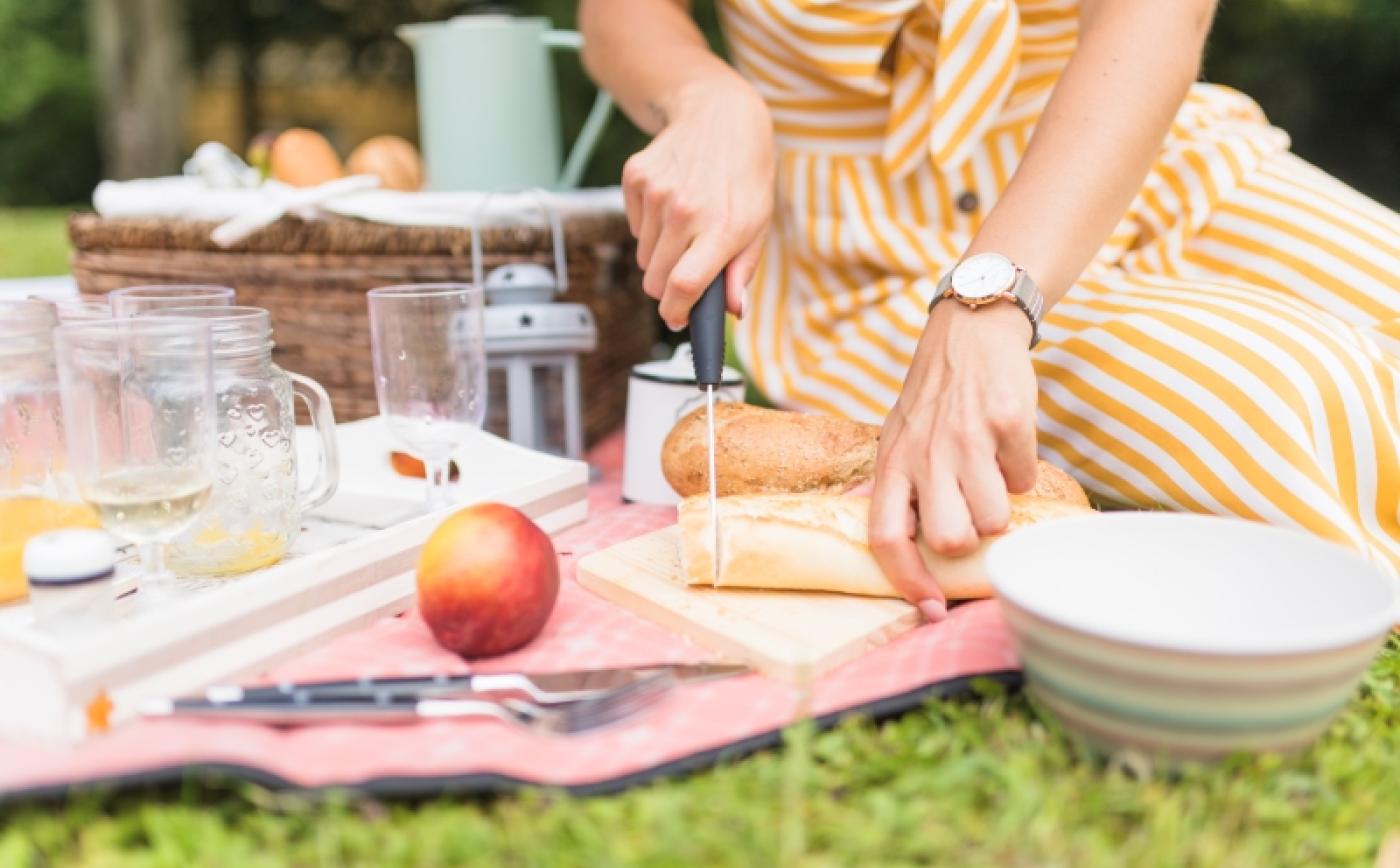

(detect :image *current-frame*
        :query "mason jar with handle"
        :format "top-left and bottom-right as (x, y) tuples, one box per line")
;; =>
(150, 306), (339, 576)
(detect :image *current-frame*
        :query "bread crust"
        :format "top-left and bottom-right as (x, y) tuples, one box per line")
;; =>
(662, 403), (1090, 507)
(662, 403), (881, 497)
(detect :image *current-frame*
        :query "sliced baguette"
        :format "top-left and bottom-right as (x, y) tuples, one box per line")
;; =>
(678, 493), (1092, 600)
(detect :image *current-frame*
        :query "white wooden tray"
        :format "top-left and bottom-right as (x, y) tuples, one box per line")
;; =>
(0, 417), (589, 744)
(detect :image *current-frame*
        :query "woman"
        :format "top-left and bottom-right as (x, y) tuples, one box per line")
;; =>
(580, 0), (1400, 619)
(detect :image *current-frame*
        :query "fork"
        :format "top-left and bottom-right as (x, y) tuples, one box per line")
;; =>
(141, 670), (673, 735)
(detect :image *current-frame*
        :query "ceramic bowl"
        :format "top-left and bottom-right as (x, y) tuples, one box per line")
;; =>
(986, 513), (1398, 762)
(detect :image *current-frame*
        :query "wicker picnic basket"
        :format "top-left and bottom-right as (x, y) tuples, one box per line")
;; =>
(67, 212), (655, 447)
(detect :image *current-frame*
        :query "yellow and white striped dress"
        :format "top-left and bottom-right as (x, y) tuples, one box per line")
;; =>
(722, 0), (1400, 573)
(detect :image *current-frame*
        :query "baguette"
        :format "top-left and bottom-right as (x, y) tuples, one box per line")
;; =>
(678, 493), (1092, 600)
(663, 403), (1090, 507)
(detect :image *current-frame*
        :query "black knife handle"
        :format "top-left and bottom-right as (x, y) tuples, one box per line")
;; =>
(227, 673), (477, 703)
(691, 272), (727, 388)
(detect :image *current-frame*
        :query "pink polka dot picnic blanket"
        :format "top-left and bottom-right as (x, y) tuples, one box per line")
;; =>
(0, 435), (1020, 799)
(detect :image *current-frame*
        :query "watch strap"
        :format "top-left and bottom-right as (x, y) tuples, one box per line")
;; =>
(1009, 270), (1044, 349)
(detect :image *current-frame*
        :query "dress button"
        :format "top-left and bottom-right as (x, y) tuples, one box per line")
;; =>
(956, 191), (979, 214)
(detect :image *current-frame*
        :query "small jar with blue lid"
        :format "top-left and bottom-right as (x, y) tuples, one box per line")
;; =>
(23, 529), (117, 631)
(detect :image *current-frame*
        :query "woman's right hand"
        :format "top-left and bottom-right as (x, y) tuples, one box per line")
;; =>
(623, 77), (775, 330)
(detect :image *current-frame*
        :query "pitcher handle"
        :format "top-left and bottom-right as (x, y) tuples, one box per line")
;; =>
(541, 29), (614, 190)
(288, 371), (340, 514)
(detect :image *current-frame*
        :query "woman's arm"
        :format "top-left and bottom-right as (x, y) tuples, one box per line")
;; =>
(580, 0), (775, 329)
(963, 0), (1218, 303)
(580, 0), (732, 136)
(869, 0), (1218, 617)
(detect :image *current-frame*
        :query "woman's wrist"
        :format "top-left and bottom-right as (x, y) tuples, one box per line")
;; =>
(664, 72), (770, 129)
(927, 296), (1035, 350)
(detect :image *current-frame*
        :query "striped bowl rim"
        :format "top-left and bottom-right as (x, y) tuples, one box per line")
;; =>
(1021, 659), (1353, 732)
(1028, 684), (1336, 761)
(1002, 601), (1385, 683)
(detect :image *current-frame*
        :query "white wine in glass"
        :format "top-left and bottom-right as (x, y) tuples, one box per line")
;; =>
(367, 283), (486, 511)
(84, 467), (213, 543)
(54, 318), (217, 596)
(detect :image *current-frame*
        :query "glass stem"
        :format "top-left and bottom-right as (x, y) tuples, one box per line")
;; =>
(138, 540), (173, 591)
(425, 457), (453, 512)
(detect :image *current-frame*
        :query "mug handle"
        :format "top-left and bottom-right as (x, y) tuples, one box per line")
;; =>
(541, 29), (614, 190)
(288, 371), (340, 514)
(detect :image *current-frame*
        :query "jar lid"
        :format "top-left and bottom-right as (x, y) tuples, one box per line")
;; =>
(146, 306), (272, 357)
(0, 299), (59, 358)
(632, 342), (743, 386)
(24, 530), (118, 587)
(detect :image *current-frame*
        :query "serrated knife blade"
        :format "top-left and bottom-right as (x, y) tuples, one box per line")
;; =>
(690, 271), (728, 588)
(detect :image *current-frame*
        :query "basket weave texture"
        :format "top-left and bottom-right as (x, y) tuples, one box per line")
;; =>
(67, 213), (655, 446)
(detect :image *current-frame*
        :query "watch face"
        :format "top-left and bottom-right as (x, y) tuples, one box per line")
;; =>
(950, 253), (1016, 301)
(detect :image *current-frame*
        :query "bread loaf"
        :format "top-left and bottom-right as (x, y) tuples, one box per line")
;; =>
(678, 493), (1092, 600)
(663, 403), (1090, 507)
(662, 403), (880, 497)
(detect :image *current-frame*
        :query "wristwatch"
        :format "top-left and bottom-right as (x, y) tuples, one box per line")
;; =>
(930, 253), (1045, 349)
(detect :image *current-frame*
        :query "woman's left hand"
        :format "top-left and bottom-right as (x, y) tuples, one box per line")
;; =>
(868, 300), (1040, 621)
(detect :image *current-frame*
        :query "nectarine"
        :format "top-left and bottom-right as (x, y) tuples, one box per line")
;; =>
(417, 503), (559, 658)
(347, 135), (423, 191)
(269, 128), (344, 187)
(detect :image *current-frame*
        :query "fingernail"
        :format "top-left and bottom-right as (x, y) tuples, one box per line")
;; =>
(666, 320), (684, 333)
(918, 599), (948, 623)
(738, 288), (749, 320)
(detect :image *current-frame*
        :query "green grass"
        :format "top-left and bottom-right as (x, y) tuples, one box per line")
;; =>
(0, 208), (73, 278)
(1, 636), (1395, 867)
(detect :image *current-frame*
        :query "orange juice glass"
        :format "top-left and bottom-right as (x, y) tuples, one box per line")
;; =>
(0, 300), (99, 603)
(0, 499), (102, 603)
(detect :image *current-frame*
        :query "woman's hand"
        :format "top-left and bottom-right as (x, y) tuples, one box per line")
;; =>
(868, 301), (1040, 621)
(622, 79), (775, 330)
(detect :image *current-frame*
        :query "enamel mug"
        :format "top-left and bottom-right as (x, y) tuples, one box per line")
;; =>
(622, 343), (743, 505)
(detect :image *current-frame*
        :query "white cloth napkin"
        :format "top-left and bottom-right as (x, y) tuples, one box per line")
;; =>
(93, 175), (627, 248)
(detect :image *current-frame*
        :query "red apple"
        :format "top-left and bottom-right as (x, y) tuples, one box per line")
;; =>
(416, 503), (559, 657)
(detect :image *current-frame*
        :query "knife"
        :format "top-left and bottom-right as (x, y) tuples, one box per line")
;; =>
(690, 272), (727, 587)
(191, 662), (750, 707)
(141, 672), (674, 733)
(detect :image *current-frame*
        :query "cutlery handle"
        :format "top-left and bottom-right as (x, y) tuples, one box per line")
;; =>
(690, 272), (727, 388)
(217, 673), (480, 703)
(154, 697), (515, 726)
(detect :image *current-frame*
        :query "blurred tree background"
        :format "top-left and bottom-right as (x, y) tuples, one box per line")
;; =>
(0, 0), (1396, 207)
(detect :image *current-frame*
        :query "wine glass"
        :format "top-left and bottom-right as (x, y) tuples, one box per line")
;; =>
(53, 319), (217, 597)
(367, 283), (487, 511)
(109, 284), (235, 317)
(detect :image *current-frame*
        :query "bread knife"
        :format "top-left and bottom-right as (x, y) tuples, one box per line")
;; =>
(690, 272), (727, 586)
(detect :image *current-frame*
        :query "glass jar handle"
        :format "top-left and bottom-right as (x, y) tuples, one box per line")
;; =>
(288, 371), (340, 514)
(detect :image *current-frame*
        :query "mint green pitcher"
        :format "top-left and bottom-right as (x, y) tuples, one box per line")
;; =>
(397, 15), (613, 191)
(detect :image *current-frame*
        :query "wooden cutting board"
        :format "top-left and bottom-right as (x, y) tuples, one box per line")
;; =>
(577, 526), (921, 682)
